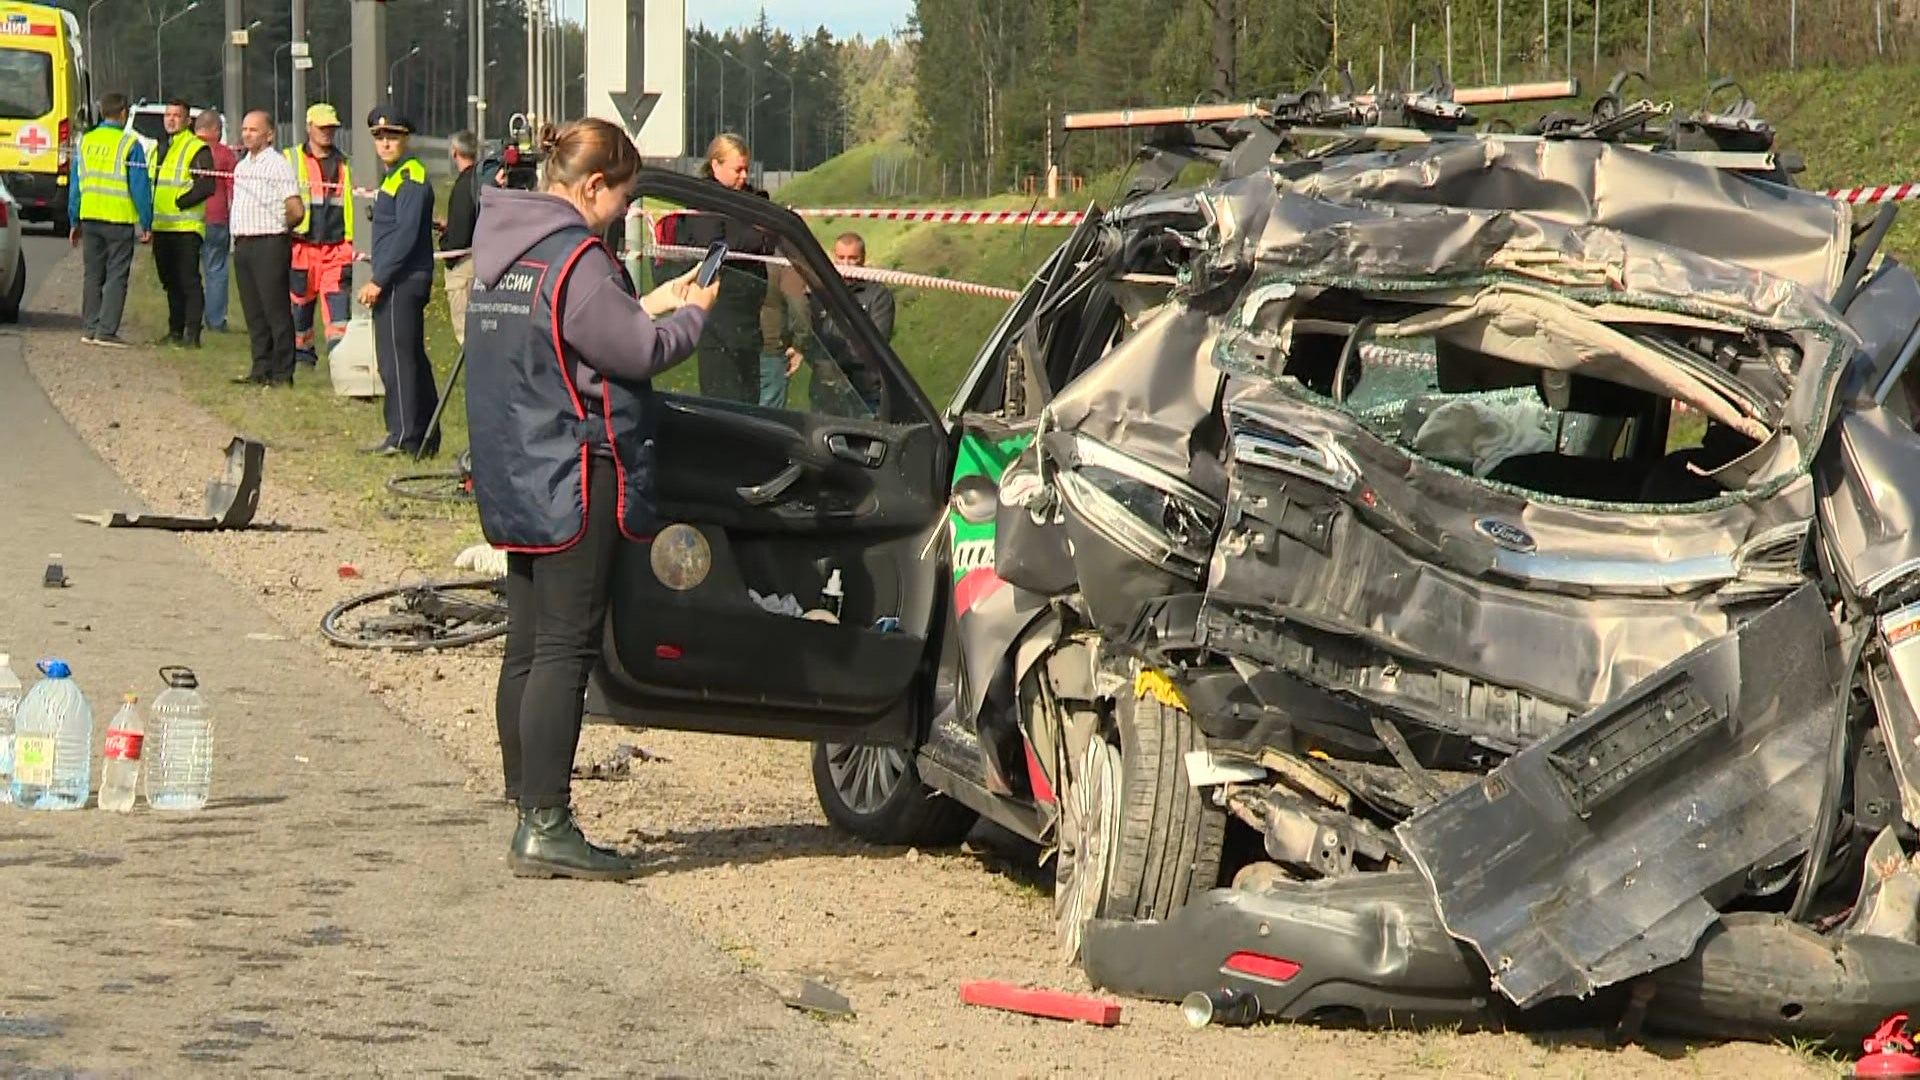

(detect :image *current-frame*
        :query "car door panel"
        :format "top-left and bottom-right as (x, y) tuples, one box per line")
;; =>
(589, 169), (950, 748)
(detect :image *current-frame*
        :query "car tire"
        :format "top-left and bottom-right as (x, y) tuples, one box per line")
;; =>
(810, 740), (978, 848)
(0, 249), (25, 324)
(1055, 679), (1225, 960)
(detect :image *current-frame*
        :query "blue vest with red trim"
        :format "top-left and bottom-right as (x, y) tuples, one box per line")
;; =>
(463, 226), (657, 551)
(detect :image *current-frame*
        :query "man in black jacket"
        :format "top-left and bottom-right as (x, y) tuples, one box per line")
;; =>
(811, 231), (895, 415)
(442, 130), (481, 349)
(151, 99), (216, 347)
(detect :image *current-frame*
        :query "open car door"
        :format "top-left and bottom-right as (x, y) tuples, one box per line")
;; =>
(586, 170), (950, 748)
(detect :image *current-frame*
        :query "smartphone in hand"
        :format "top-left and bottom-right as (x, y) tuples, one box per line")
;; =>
(696, 241), (729, 288)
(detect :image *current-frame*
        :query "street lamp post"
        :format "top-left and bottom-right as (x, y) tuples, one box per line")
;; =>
(762, 60), (796, 171)
(156, 0), (202, 100)
(323, 43), (352, 103)
(688, 39), (728, 140)
(719, 47), (756, 149)
(387, 45), (421, 103)
(272, 41), (291, 133)
(85, 0), (110, 95)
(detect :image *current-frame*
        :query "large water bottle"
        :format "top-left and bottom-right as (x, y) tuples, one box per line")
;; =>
(0, 654), (21, 807)
(97, 694), (144, 813)
(147, 666), (211, 811)
(10, 659), (93, 811)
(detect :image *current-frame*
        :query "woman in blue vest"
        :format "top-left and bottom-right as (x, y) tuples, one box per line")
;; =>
(466, 119), (720, 881)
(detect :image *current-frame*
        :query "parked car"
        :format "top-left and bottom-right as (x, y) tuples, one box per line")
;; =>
(586, 79), (1920, 1046)
(0, 174), (29, 321)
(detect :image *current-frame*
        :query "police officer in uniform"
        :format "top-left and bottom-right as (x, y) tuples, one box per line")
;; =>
(357, 106), (439, 457)
(465, 118), (717, 881)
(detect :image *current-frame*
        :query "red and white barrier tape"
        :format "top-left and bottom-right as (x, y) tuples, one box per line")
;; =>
(647, 242), (1020, 301)
(794, 207), (1087, 227)
(1822, 184), (1920, 206)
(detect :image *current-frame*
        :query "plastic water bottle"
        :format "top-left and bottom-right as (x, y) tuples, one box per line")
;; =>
(0, 654), (20, 807)
(97, 694), (144, 813)
(147, 666), (211, 811)
(10, 659), (93, 811)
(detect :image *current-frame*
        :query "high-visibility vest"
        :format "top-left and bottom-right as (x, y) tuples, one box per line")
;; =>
(380, 157), (426, 198)
(152, 132), (207, 236)
(286, 146), (353, 244)
(76, 125), (139, 226)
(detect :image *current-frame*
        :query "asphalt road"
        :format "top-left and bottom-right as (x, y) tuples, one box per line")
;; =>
(0, 233), (873, 1076)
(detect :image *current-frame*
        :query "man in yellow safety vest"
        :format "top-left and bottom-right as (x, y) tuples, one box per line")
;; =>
(285, 102), (356, 368)
(69, 92), (153, 348)
(150, 98), (216, 348)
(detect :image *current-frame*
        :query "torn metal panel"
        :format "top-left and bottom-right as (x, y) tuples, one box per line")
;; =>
(1816, 406), (1920, 603)
(1203, 386), (1808, 714)
(1395, 582), (1842, 1009)
(1279, 139), (1851, 298)
(1040, 305), (1228, 498)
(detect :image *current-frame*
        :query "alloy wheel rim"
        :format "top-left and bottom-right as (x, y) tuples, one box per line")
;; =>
(1055, 734), (1121, 964)
(825, 743), (909, 816)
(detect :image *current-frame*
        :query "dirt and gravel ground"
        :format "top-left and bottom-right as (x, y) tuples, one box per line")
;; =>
(12, 241), (1841, 1077)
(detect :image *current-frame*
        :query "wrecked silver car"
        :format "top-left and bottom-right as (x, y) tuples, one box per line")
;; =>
(1010, 125), (1920, 1041)
(589, 82), (1920, 1046)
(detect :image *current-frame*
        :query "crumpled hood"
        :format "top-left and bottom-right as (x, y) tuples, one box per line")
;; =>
(473, 188), (593, 287)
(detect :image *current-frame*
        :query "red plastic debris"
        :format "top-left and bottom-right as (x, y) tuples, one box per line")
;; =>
(960, 980), (1122, 1027)
(1854, 1013), (1920, 1078)
(337, 564), (361, 580)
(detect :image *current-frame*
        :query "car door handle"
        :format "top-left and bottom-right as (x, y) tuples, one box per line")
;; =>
(826, 433), (886, 468)
(736, 463), (805, 506)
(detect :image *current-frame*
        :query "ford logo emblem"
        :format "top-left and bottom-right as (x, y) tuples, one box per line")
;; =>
(1474, 517), (1537, 553)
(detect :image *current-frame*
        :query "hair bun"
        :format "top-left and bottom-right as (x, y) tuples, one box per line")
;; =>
(537, 123), (562, 155)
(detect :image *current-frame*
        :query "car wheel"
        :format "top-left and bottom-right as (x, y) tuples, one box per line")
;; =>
(1054, 676), (1226, 961)
(0, 249), (25, 324)
(810, 740), (978, 848)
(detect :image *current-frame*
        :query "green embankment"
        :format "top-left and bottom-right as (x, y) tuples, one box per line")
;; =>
(779, 64), (1920, 404)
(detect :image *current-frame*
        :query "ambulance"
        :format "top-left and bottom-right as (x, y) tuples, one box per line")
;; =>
(0, 2), (86, 231)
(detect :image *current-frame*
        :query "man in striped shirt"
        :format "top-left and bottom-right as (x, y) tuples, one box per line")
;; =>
(228, 110), (304, 387)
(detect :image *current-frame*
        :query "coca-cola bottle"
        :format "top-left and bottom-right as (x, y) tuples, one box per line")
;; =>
(97, 693), (144, 813)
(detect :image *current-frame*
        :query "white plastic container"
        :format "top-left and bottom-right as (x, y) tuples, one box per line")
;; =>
(147, 666), (211, 811)
(10, 659), (92, 811)
(97, 693), (144, 813)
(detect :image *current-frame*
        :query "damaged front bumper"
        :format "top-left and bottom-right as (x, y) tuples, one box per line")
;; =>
(1082, 873), (1506, 1030)
(1082, 879), (1920, 1045)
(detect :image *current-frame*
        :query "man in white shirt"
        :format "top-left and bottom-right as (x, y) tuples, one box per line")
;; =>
(229, 110), (304, 387)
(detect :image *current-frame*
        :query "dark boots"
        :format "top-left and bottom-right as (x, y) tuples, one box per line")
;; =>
(509, 805), (638, 882)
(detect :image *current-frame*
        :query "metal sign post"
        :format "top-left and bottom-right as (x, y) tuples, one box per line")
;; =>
(330, 0), (389, 399)
(290, 0), (307, 122)
(223, 0), (242, 138)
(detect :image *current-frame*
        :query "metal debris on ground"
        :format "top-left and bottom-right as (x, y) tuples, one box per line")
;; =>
(573, 743), (664, 781)
(773, 977), (855, 1019)
(75, 437), (268, 532)
(1181, 987), (1261, 1029)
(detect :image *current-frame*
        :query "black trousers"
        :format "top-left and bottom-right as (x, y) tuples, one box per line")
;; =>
(233, 234), (296, 384)
(496, 457), (620, 809)
(152, 231), (204, 342)
(375, 273), (440, 452)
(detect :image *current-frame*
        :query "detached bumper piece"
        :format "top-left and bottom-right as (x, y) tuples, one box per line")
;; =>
(1397, 583), (1843, 1008)
(1081, 873), (1505, 1030)
(75, 437), (266, 531)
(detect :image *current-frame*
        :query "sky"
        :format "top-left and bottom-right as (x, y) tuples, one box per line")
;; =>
(548, 1), (910, 42)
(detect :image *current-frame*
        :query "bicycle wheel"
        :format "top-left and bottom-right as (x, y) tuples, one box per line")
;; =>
(321, 578), (509, 652)
(385, 469), (473, 503)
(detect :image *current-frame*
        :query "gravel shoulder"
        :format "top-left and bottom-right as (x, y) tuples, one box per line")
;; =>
(17, 242), (1837, 1079)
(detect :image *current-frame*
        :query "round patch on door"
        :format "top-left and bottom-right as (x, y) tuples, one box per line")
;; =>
(649, 524), (712, 591)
